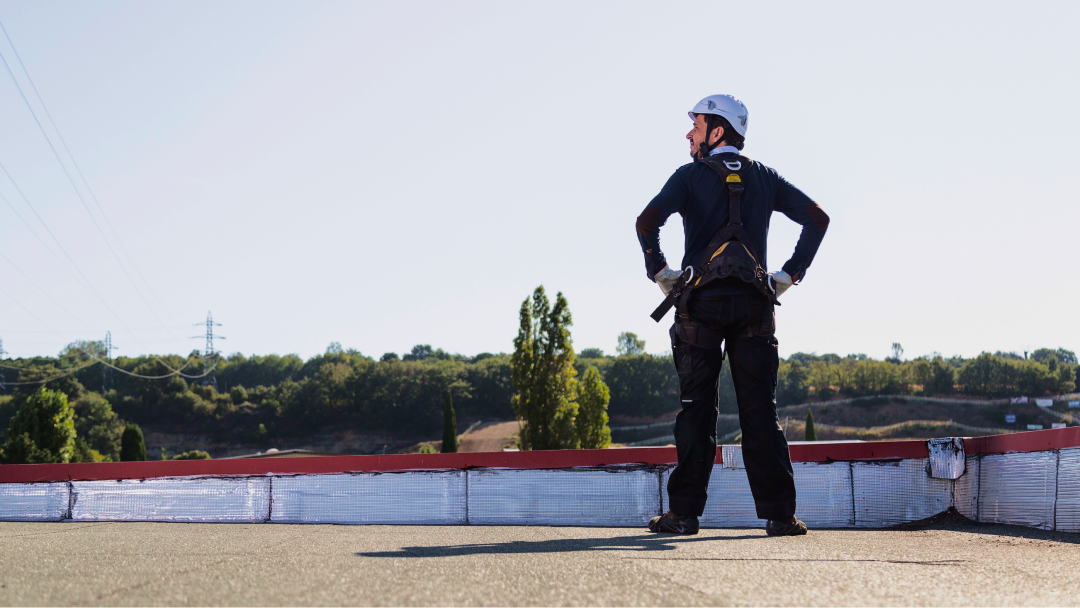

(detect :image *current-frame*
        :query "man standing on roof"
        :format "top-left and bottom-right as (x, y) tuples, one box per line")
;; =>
(636, 95), (829, 536)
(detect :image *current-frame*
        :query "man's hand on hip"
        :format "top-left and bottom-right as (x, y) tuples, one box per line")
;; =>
(769, 270), (793, 297)
(654, 266), (683, 296)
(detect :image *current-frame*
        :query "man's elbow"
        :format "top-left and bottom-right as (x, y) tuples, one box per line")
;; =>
(807, 202), (829, 231)
(636, 206), (664, 237)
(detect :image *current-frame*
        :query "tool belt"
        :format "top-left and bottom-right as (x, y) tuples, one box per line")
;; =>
(651, 155), (778, 323)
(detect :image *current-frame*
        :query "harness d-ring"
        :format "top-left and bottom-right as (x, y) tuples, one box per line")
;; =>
(683, 266), (695, 283)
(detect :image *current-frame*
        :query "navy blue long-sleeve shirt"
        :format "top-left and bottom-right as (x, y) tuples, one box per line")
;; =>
(636, 151), (829, 294)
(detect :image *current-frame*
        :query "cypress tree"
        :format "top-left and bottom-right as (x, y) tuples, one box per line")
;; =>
(576, 366), (611, 449)
(511, 286), (579, 450)
(441, 388), (458, 453)
(805, 408), (817, 442)
(119, 424), (147, 461)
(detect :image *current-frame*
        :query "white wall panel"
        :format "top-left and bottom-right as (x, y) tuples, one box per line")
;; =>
(271, 471), (466, 525)
(978, 452), (1057, 530)
(0, 482), (69, 521)
(853, 459), (951, 527)
(468, 467), (660, 526)
(72, 477), (270, 523)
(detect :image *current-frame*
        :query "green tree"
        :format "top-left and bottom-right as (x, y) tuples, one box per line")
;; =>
(603, 354), (680, 417)
(511, 286), (579, 450)
(1, 432), (50, 464)
(805, 408), (817, 442)
(925, 357), (956, 395)
(0, 387), (76, 464)
(441, 388), (458, 453)
(73, 392), (125, 461)
(576, 366), (611, 449)
(12, 366), (84, 404)
(119, 424), (147, 461)
(1057, 363), (1077, 394)
(777, 360), (810, 406)
(71, 438), (107, 463)
(1033, 348), (1078, 365)
(616, 332), (646, 356)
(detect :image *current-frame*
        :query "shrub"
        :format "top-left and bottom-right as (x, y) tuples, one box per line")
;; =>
(119, 424), (147, 461)
(1, 387), (76, 464)
(173, 450), (211, 460)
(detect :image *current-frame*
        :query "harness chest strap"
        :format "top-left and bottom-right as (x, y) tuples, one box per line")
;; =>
(649, 155), (776, 323)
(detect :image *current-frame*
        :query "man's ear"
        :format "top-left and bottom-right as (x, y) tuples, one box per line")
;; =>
(710, 125), (726, 146)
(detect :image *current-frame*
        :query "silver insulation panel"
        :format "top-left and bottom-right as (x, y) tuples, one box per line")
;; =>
(271, 471), (466, 525)
(690, 467), (760, 528)
(978, 452), (1057, 530)
(664, 460), (854, 528)
(953, 456), (980, 521)
(71, 477), (270, 523)
(792, 462), (855, 527)
(853, 459), (951, 527)
(0, 482), (69, 521)
(928, 438), (966, 479)
(467, 467), (660, 526)
(1055, 447), (1080, 533)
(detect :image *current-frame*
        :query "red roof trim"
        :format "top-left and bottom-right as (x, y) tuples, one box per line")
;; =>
(2, 429), (1076, 484)
(789, 440), (928, 462)
(964, 426), (1080, 456)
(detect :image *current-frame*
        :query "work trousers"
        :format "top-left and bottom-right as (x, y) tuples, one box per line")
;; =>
(667, 292), (797, 520)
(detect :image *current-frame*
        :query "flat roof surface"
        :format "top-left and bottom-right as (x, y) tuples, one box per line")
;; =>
(2, 520), (1077, 606)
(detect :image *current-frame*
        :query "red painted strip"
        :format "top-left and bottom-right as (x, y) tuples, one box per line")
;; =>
(0, 435), (975, 484)
(0, 448), (679, 484)
(789, 440), (928, 462)
(964, 426), (1080, 456)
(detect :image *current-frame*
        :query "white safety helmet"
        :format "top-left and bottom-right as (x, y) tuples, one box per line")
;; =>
(688, 94), (748, 137)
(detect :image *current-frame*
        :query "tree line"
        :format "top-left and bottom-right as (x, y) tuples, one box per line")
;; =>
(1, 301), (1076, 462)
(776, 348), (1077, 406)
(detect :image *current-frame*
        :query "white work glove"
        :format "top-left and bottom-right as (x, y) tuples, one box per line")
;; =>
(654, 265), (683, 296)
(769, 270), (793, 297)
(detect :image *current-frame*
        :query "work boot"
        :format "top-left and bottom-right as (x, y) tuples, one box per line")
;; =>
(648, 510), (699, 534)
(765, 516), (808, 536)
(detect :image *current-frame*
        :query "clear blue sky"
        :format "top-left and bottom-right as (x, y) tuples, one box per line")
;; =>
(0, 1), (1077, 362)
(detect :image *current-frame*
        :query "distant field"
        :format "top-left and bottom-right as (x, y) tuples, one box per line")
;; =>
(614, 396), (1072, 446)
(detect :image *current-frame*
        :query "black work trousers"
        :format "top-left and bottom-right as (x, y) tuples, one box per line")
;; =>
(667, 292), (796, 520)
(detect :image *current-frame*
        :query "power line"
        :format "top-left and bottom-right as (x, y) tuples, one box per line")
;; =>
(0, 283), (213, 381)
(0, 247), (85, 325)
(0, 19), (186, 338)
(0, 38), (183, 351)
(0, 159), (159, 355)
(0, 188), (87, 290)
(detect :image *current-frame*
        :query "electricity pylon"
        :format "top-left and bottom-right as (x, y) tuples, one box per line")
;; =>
(102, 331), (116, 394)
(191, 312), (224, 390)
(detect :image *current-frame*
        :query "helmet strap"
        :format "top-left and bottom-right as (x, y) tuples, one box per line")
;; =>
(696, 114), (720, 160)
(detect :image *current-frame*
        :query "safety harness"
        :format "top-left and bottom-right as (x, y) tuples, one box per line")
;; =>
(650, 154), (779, 324)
